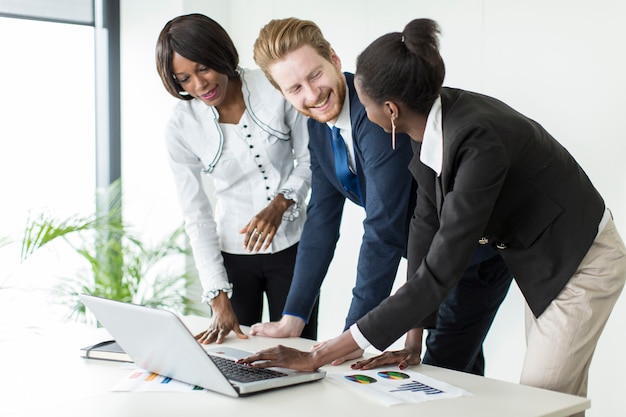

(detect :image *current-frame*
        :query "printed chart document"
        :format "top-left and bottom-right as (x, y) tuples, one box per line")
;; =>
(328, 368), (472, 406)
(112, 365), (471, 405)
(112, 368), (209, 393)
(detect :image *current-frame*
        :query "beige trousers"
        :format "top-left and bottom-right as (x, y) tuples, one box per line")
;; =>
(520, 216), (626, 417)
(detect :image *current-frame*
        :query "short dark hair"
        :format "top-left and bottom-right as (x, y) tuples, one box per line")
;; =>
(356, 18), (445, 114)
(155, 13), (240, 100)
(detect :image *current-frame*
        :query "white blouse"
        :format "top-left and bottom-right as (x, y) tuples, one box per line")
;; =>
(164, 68), (311, 299)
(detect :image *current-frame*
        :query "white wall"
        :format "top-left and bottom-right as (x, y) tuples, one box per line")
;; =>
(121, 1), (626, 415)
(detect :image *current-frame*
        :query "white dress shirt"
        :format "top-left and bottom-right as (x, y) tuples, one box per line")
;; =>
(419, 96), (444, 176)
(164, 68), (311, 299)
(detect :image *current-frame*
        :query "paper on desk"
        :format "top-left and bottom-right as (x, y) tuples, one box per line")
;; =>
(328, 368), (472, 406)
(112, 368), (209, 393)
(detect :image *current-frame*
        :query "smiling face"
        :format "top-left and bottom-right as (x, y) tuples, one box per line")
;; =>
(171, 52), (230, 107)
(268, 45), (346, 124)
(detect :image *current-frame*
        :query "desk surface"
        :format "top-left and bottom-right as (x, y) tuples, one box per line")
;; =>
(0, 316), (589, 417)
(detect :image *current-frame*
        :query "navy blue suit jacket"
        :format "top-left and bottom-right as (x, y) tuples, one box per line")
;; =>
(282, 73), (415, 330)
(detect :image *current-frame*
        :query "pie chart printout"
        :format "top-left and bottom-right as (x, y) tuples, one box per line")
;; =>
(377, 371), (410, 380)
(344, 374), (377, 384)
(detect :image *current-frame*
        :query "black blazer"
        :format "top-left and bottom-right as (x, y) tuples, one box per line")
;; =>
(357, 87), (605, 350)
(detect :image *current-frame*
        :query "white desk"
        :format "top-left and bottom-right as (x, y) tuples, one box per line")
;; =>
(0, 316), (589, 417)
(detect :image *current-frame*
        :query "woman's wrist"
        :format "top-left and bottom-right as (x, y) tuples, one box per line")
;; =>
(272, 192), (294, 211)
(272, 189), (300, 221)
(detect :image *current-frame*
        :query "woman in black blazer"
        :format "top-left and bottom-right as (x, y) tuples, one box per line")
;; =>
(238, 19), (625, 408)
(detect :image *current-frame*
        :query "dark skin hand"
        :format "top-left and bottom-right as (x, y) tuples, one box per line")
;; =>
(350, 327), (424, 371)
(241, 345), (317, 371)
(196, 194), (295, 343)
(240, 193), (294, 253)
(238, 330), (361, 372)
(311, 340), (364, 365)
(195, 292), (248, 344)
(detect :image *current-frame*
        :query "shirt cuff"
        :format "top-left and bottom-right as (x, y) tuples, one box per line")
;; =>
(597, 207), (610, 238)
(273, 188), (301, 222)
(282, 311), (309, 323)
(349, 323), (372, 350)
(200, 282), (233, 304)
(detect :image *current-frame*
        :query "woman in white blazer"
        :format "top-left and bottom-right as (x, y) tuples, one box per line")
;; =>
(155, 13), (315, 343)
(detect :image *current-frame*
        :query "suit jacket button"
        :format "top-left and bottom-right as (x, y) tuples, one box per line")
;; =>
(496, 242), (508, 250)
(479, 237), (489, 245)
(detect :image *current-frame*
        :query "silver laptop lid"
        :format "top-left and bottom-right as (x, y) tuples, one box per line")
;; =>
(79, 294), (238, 397)
(80, 294), (325, 397)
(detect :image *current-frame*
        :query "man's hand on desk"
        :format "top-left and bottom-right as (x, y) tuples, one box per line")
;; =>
(249, 314), (305, 338)
(195, 293), (248, 344)
(351, 327), (424, 370)
(239, 329), (362, 371)
(312, 340), (364, 365)
(350, 347), (422, 370)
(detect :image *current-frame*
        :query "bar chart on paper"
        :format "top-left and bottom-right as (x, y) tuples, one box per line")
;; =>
(329, 369), (471, 406)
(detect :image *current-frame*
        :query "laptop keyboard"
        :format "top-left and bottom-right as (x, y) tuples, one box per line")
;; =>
(210, 355), (288, 383)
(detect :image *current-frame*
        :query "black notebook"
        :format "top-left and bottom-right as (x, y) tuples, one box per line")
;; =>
(80, 339), (132, 362)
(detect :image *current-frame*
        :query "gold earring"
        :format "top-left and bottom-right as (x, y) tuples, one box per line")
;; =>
(391, 115), (397, 150)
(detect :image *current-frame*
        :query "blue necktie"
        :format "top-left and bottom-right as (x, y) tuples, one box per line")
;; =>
(329, 126), (363, 203)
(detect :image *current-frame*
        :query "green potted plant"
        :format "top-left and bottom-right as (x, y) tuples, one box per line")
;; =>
(19, 179), (198, 324)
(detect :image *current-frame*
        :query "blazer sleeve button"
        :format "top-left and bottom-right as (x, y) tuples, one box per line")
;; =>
(479, 237), (489, 245)
(496, 242), (509, 250)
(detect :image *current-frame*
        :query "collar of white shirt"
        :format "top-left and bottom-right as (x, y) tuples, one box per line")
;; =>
(420, 95), (443, 176)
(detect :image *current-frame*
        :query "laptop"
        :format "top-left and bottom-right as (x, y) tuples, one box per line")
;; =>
(79, 294), (325, 397)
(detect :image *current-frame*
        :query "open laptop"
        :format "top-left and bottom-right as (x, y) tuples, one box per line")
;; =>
(80, 294), (325, 397)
